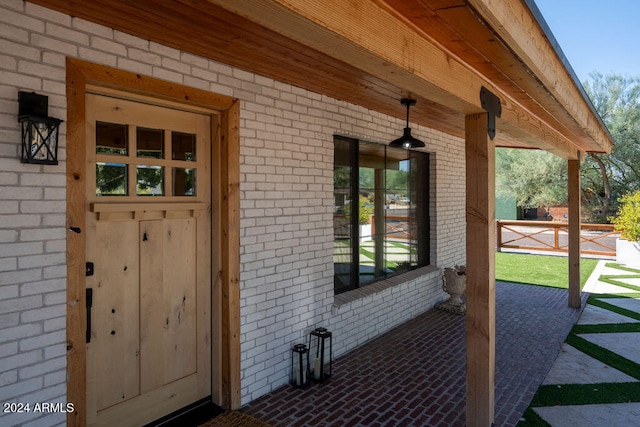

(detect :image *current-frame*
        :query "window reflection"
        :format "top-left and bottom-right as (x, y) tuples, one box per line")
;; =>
(172, 132), (196, 161)
(96, 163), (127, 196)
(96, 122), (128, 156)
(333, 137), (430, 293)
(333, 138), (354, 293)
(173, 168), (196, 196)
(95, 123), (201, 199)
(137, 127), (164, 159)
(136, 165), (164, 196)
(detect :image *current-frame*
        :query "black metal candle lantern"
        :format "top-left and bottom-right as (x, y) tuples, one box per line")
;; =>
(308, 327), (332, 382)
(18, 91), (63, 165)
(290, 343), (310, 388)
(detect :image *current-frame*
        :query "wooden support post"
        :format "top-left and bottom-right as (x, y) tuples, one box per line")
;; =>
(465, 113), (496, 427)
(568, 159), (581, 308)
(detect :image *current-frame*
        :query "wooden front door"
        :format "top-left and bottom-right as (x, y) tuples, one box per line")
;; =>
(84, 92), (212, 426)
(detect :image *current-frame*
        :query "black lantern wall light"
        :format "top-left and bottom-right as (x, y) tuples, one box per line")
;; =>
(18, 91), (63, 165)
(389, 98), (425, 149)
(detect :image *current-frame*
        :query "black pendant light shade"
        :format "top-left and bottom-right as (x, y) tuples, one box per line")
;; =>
(389, 98), (425, 149)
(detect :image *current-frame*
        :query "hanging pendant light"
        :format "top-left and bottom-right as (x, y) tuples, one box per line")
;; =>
(389, 98), (425, 149)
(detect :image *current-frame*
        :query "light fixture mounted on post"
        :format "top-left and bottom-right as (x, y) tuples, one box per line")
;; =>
(389, 98), (425, 149)
(18, 91), (63, 165)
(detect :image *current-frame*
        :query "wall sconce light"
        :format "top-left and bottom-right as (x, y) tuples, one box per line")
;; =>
(389, 98), (425, 149)
(290, 343), (310, 388)
(18, 91), (63, 165)
(308, 327), (332, 382)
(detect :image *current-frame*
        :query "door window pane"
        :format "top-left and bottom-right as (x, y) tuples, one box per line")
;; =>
(172, 132), (196, 161)
(136, 165), (164, 196)
(137, 127), (164, 159)
(96, 163), (128, 196)
(96, 122), (128, 156)
(173, 168), (196, 196)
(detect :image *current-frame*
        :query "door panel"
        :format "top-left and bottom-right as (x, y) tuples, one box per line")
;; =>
(139, 219), (164, 394)
(93, 220), (140, 410)
(140, 217), (198, 390)
(85, 92), (212, 427)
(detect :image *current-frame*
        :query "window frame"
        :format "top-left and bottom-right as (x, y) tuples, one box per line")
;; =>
(333, 136), (430, 294)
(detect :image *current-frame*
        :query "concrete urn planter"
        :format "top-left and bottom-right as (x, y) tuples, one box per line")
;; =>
(437, 265), (466, 315)
(616, 238), (640, 268)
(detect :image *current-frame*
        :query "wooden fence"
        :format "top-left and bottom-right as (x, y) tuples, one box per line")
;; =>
(497, 220), (617, 256)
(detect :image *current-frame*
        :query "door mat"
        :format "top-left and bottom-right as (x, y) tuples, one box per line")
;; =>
(198, 411), (272, 427)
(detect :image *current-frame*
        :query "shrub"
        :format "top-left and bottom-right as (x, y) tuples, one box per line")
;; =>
(610, 191), (640, 242)
(358, 197), (374, 225)
(342, 196), (374, 225)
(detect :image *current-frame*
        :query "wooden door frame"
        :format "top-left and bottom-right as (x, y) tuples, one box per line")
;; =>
(66, 58), (241, 426)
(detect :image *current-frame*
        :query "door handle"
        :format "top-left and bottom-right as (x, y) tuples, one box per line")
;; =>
(86, 288), (93, 343)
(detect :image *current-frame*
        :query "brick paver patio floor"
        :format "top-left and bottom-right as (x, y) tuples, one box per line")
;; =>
(239, 282), (588, 426)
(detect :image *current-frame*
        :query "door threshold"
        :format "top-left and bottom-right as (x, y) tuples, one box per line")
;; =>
(143, 397), (224, 427)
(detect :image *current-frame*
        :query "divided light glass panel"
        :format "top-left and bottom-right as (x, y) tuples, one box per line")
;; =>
(95, 123), (200, 198)
(96, 163), (127, 196)
(172, 131), (197, 196)
(137, 165), (164, 196)
(172, 131), (196, 161)
(137, 127), (164, 158)
(173, 168), (196, 196)
(96, 121), (128, 196)
(333, 137), (429, 294)
(96, 121), (128, 156)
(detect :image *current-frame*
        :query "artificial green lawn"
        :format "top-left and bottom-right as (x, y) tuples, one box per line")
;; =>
(495, 252), (599, 289)
(516, 263), (640, 426)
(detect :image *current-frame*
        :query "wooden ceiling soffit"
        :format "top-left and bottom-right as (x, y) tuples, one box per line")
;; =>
(466, 0), (613, 154)
(27, 0), (466, 140)
(381, 0), (604, 154)
(28, 0), (598, 158)
(207, 0), (584, 159)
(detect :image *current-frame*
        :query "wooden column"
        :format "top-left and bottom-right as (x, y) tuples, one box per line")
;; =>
(568, 159), (581, 308)
(465, 113), (496, 427)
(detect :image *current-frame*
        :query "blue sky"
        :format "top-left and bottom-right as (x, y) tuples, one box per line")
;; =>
(533, 0), (640, 83)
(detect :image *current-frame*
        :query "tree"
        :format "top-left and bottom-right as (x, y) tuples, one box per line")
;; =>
(496, 148), (567, 209)
(496, 73), (640, 223)
(582, 73), (640, 221)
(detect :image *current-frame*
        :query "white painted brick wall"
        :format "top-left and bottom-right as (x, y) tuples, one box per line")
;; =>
(0, 1), (466, 423)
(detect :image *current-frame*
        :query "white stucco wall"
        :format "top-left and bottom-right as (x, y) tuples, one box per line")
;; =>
(0, 0), (466, 424)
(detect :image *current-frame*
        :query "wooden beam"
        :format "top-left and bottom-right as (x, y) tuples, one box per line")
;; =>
(568, 159), (581, 308)
(207, 0), (582, 159)
(465, 113), (496, 426)
(467, 0), (613, 154)
(402, 1), (604, 154)
(28, 0), (467, 142)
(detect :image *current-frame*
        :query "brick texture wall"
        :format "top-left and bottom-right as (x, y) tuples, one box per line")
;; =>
(0, 1), (466, 423)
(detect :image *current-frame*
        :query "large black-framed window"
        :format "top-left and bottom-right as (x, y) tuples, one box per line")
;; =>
(333, 136), (430, 294)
